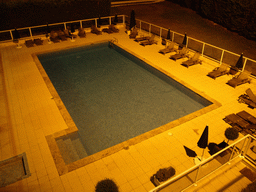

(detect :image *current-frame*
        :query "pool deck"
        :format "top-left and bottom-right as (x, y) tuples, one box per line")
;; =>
(1, 25), (256, 192)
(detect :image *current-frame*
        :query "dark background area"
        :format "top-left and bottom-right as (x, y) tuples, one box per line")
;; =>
(0, 0), (111, 30)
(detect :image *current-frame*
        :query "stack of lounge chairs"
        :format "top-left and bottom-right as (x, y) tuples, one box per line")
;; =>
(91, 25), (102, 35)
(140, 35), (157, 46)
(170, 47), (189, 61)
(159, 41), (177, 55)
(135, 35), (150, 42)
(224, 111), (256, 135)
(238, 88), (256, 108)
(207, 63), (230, 79)
(181, 52), (202, 67)
(227, 70), (251, 88)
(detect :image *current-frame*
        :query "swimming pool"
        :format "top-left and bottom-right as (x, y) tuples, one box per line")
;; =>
(38, 42), (213, 164)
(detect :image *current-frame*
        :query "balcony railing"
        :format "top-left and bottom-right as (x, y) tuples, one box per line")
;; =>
(149, 134), (256, 192)
(0, 15), (256, 76)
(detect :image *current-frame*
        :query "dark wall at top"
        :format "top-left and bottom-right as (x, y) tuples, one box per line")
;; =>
(168, 0), (256, 40)
(0, 0), (111, 31)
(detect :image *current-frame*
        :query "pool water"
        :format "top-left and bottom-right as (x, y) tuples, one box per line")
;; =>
(38, 42), (212, 160)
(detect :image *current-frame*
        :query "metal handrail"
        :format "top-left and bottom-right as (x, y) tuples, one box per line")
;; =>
(149, 134), (256, 192)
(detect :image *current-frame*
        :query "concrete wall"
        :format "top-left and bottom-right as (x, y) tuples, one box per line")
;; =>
(0, 0), (111, 30)
(168, 0), (256, 40)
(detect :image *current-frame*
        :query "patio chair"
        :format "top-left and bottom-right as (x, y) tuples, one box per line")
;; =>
(102, 27), (113, 34)
(91, 25), (102, 35)
(181, 52), (202, 67)
(34, 38), (44, 45)
(109, 24), (119, 33)
(238, 88), (256, 108)
(223, 113), (250, 129)
(227, 70), (251, 88)
(78, 27), (86, 38)
(170, 47), (189, 61)
(57, 30), (67, 41)
(207, 63), (230, 79)
(140, 35), (157, 46)
(159, 41), (177, 55)
(129, 27), (138, 39)
(25, 39), (34, 47)
(134, 35), (150, 42)
(237, 110), (256, 125)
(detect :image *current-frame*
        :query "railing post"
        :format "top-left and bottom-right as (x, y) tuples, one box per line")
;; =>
(29, 27), (33, 39)
(149, 24), (151, 34)
(140, 21), (141, 31)
(201, 43), (205, 57)
(95, 18), (97, 27)
(172, 32), (174, 42)
(64, 23), (66, 30)
(123, 15), (125, 25)
(186, 37), (188, 48)
(80, 20), (82, 28)
(160, 28), (162, 39)
(10, 30), (13, 40)
(220, 50), (224, 64)
(242, 58), (247, 71)
(109, 17), (111, 25)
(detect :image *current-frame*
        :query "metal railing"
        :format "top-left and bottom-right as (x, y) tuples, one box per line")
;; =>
(134, 18), (256, 76)
(1, 15), (256, 76)
(149, 134), (256, 192)
(0, 15), (126, 42)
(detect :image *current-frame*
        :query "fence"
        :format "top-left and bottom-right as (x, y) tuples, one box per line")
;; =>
(135, 19), (256, 76)
(1, 15), (256, 76)
(149, 134), (256, 192)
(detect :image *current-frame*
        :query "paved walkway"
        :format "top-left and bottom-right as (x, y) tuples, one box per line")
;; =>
(0, 25), (256, 192)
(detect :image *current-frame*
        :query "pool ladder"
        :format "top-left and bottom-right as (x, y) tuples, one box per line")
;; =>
(110, 38), (118, 47)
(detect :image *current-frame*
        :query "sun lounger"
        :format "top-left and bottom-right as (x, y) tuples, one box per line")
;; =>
(25, 39), (34, 47)
(129, 28), (138, 39)
(238, 88), (256, 108)
(140, 35), (157, 46)
(181, 52), (202, 67)
(34, 38), (43, 45)
(227, 70), (251, 88)
(109, 24), (119, 33)
(57, 30), (67, 41)
(50, 31), (60, 43)
(134, 35), (150, 42)
(159, 41), (177, 55)
(237, 111), (256, 125)
(207, 63), (230, 79)
(78, 27), (86, 38)
(91, 25), (102, 35)
(170, 47), (189, 61)
(223, 113), (250, 129)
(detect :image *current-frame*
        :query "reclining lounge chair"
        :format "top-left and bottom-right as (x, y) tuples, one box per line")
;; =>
(238, 88), (256, 108)
(140, 35), (157, 46)
(223, 113), (250, 129)
(237, 110), (256, 124)
(129, 27), (138, 39)
(109, 24), (119, 33)
(25, 39), (34, 47)
(78, 27), (86, 38)
(159, 41), (177, 55)
(207, 63), (230, 79)
(170, 47), (189, 61)
(91, 25), (102, 35)
(135, 35), (150, 42)
(181, 52), (202, 67)
(34, 38), (44, 45)
(227, 70), (251, 88)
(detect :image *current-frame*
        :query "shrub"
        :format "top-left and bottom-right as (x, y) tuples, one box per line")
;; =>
(95, 178), (119, 192)
(225, 127), (239, 143)
(155, 166), (176, 182)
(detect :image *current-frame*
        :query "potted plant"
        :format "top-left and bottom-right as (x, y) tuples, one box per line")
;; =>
(95, 178), (119, 192)
(225, 127), (239, 144)
(151, 166), (176, 186)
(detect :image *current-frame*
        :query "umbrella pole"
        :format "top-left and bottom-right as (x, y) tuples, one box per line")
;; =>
(200, 148), (205, 161)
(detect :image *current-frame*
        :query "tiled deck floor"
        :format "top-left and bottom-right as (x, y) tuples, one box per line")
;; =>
(0, 25), (256, 192)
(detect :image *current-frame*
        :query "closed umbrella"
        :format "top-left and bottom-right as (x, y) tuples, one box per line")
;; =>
(166, 29), (171, 40)
(235, 53), (244, 70)
(130, 10), (136, 30)
(184, 146), (197, 158)
(197, 125), (209, 161)
(182, 32), (187, 46)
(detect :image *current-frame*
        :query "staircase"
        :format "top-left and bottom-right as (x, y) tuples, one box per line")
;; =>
(55, 132), (88, 164)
